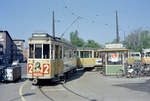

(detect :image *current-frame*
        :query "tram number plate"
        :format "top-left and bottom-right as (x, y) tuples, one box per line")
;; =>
(33, 73), (43, 77)
(28, 63), (33, 74)
(43, 64), (50, 74)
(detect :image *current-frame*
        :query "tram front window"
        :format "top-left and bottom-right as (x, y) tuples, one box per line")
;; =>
(29, 44), (34, 58)
(35, 44), (42, 58)
(43, 44), (49, 59)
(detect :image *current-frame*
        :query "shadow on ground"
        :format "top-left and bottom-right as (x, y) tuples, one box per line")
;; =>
(37, 69), (85, 86)
(10, 93), (35, 101)
(113, 79), (150, 94)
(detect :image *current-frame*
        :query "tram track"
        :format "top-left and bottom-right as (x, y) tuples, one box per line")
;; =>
(38, 86), (55, 101)
(37, 82), (97, 101)
(61, 83), (97, 101)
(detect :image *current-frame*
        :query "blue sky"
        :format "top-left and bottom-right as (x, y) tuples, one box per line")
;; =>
(0, 0), (150, 47)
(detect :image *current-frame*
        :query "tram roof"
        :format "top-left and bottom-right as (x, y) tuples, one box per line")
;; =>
(28, 33), (76, 49)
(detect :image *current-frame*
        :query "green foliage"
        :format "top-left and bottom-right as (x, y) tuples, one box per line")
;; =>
(123, 29), (150, 52)
(61, 38), (69, 43)
(84, 40), (102, 48)
(70, 30), (85, 47)
(63, 30), (102, 48)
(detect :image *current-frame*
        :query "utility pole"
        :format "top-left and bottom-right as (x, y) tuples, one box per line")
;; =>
(52, 11), (55, 38)
(116, 11), (119, 43)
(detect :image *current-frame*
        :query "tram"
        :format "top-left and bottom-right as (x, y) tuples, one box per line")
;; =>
(27, 33), (77, 84)
(141, 49), (150, 66)
(128, 52), (141, 65)
(77, 48), (102, 69)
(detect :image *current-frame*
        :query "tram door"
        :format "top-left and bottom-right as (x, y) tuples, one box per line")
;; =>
(54, 44), (63, 75)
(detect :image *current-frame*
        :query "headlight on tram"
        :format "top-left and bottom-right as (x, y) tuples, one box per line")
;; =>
(35, 62), (41, 69)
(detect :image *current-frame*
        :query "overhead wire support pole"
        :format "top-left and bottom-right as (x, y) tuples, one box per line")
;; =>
(52, 11), (55, 38)
(116, 11), (119, 43)
(60, 16), (81, 38)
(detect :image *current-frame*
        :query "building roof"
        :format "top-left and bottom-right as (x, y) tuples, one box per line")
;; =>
(13, 39), (25, 42)
(0, 30), (13, 41)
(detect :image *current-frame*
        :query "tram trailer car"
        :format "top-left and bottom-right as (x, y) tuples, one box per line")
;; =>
(128, 52), (141, 65)
(27, 33), (77, 84)
(142, 49), (150, 67)
(77, 48), (102, 69)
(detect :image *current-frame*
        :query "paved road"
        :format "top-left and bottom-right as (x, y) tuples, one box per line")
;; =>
(1, 64), (150, 101)
(22, 71), (150, 101)
(0, 63), (27, 101)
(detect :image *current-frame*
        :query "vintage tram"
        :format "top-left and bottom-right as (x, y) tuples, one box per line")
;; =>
(77, 48), (102, 69)
(128, 52), (141, 65)
(142, 49), (150, 66)
(27, 33), (77, 84)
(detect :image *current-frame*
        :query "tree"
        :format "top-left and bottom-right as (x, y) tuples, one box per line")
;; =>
(61, 38), (69, 44)
(123, 29), (150, 52)
(84, 40), (102, 48)
(70, 30), (85, 47)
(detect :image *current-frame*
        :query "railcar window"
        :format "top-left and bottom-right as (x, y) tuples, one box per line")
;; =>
(94, 51), (101, 58)
(60, 46), (62, 59)
(80, 51), (92, 58)
(29, 44), (34, 58)
(131, 54), (140, 57)
(64, 47), (68, 58)
(73, 51), (78, 58)
(51, 45), (54, 59)
(55, 45), (59, 59)
(69, 50), (72, 58)
(43, 44), (49, 59)
(146, 52), (150, 57)
(35, 44), (42, 58)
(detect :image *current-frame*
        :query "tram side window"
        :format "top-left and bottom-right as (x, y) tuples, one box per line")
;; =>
(51, 45), (54, 59)
(43, 44), (49, 59)
(64, 47), (68, 58)
(73, 51), (78, 58)
(29, 44), (34, 58)
(55, 45), (59, 59)
(146, 52), (150, 57)
(60, 46), (62, 59)
(80, 51), (91, 58)
(69, 50), (72, 58)
(35, 44), (42, 58)
(94, 52), (101, 58)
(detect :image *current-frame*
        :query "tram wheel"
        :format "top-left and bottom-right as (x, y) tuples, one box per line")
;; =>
(32, 79), (38, 85)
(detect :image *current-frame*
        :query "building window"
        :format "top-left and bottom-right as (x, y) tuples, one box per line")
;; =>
(0, 47), (3, 52)
(0, 33), (2, 39)
(16, 41), (21, 45)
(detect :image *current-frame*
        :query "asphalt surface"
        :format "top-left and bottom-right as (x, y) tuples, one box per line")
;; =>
(0, 63), (150, 101)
